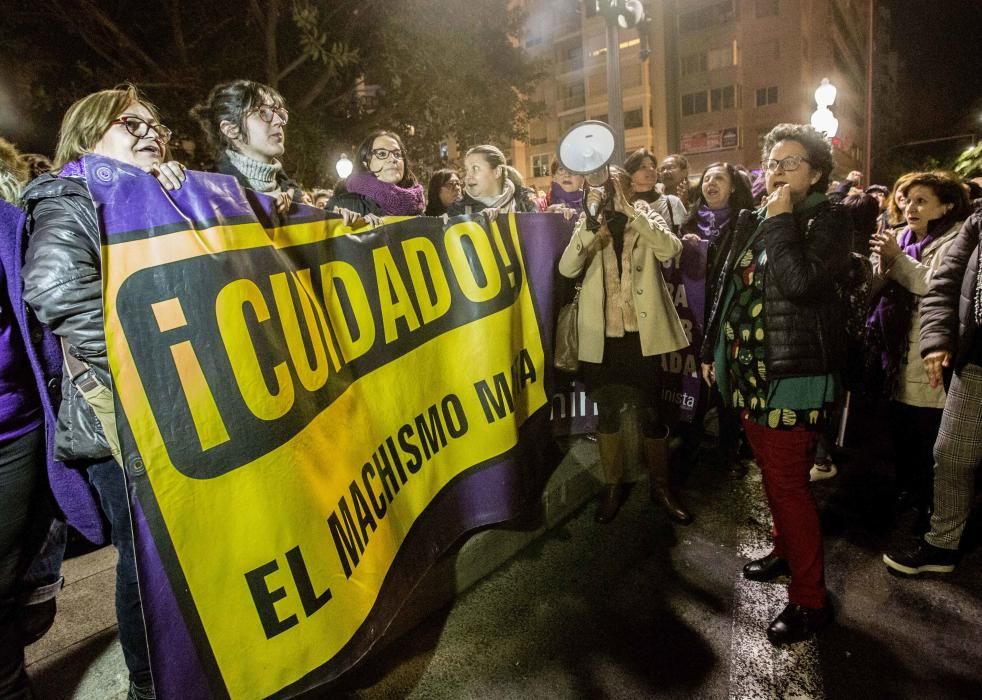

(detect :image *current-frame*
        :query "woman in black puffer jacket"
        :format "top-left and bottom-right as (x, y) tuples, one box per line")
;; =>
(700, 124), (851, 648)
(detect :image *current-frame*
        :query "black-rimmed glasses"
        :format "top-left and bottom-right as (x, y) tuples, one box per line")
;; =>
(109, 117), (172, 144)
(762, 155), (812, 172)
(371, 148), (404, 161)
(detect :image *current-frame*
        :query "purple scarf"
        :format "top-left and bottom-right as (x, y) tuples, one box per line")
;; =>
(693, 204), (732, 242)
(866, 220), (946, 390)
(547, 182), (583, 212)
(58, 159), (85, 178)
(345, 171), (425, 216)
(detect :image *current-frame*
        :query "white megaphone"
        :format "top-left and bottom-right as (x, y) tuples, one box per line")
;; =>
(557, 120), (617, 217)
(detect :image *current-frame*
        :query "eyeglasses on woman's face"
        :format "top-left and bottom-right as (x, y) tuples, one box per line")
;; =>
(762, 155), (811, 172)
(371, 148), (404, 161)
(109, 116), (172, 144)
(251, 104), (289, 125)
(442, 178), (461, 190)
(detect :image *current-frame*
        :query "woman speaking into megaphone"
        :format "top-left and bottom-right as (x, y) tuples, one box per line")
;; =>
(558, 165), (694, 525)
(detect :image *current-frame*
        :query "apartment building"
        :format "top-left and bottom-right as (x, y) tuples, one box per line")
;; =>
(512, 0), (892, 189)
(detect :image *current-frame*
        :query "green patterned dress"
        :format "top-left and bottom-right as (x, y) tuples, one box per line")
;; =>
(723, 234), (826, 430)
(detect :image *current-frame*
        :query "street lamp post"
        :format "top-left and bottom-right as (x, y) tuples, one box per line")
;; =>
(811, 78), (839, 138)
(335, 154), (353, 180)
(597, 1), (646, 165)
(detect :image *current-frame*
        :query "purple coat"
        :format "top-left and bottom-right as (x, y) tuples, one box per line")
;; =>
(0, 199), (105, 544)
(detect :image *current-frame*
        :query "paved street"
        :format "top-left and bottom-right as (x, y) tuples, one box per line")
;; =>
(24, 429), (982, 699)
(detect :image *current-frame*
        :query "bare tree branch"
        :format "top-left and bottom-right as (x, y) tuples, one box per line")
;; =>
(75, 0), (170, 79)
(163, 0), (190, 69)
(277, 53), (309, 83)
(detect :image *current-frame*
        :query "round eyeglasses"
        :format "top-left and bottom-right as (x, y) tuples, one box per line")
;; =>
(251, 104), (289, 125)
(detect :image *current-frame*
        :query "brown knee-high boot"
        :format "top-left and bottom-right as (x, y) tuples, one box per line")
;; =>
(595, 431), (625, 524)
(644, 432), (693, 524)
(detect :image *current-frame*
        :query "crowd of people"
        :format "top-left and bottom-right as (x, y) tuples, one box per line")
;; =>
(0, 79), (980, 698)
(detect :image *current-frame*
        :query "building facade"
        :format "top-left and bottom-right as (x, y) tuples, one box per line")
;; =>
(512, 0), (887, 190)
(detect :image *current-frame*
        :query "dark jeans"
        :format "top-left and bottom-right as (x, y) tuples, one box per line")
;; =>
(889, 401), (944, 509)
(85, 459), (152, 688)
(0, 428), (43, 699)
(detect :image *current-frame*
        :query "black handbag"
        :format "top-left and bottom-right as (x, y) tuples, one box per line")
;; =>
(554, 284), (581, 372)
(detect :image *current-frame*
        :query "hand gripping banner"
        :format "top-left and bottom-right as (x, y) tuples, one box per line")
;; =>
(87, 156), (572, 698)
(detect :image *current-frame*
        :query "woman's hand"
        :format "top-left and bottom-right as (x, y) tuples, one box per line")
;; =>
(871, 230), (901, 267)
(764, 184), (793, 218)
(547, 204), (577, 221)
(147, 161), (186, 191)
(682, 233), (701, 244)
(701, 362), (716, 387)
(362, 213), (383, 228)
(482, 207), (501, 223)
(923, 351), (951, 389)
(274, 188), (295, 214)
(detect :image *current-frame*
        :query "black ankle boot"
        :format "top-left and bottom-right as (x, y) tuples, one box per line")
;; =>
(766, 602), (833, 646)
(742, 551), (791, 582)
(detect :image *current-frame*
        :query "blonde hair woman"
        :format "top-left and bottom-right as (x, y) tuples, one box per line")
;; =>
(22, 84), (185, 700)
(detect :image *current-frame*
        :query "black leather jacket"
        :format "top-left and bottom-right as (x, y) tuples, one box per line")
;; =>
(21, 173), (113, 460)
(701, 199), (851, 379)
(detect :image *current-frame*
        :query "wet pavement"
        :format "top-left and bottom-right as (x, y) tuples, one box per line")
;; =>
(25, 425), (982, 699)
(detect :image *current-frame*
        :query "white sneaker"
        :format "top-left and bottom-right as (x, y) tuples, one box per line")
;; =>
(810, 461), (837, 482)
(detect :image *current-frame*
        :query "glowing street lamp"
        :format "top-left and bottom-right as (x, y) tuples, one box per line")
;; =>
(335, 154), (353, 179)
(811, 78), (839, 138)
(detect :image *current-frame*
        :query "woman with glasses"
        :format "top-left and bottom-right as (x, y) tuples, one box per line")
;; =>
(545, 159), (584, 219)
(701, 124), (851, 647)
(191, 80), (298, 215)
(327, 131), (424, 220)
(21, 84), (187, 700)
(448, 145), (540, 217)
(424, 169), (462, 217)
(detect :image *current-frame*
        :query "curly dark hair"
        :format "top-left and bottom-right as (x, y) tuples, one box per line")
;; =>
(900, 171), (971, 223)
(760, 123), (834, 195)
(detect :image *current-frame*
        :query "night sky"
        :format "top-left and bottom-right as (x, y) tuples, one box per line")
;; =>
(885, 0), (982, 140)
(1, 1), (980, 159)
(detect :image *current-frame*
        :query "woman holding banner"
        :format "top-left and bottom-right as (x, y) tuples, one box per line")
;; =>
(22, 85), (187, 700)
(559, 166), (691, 525)
(700, 124), (850, 646)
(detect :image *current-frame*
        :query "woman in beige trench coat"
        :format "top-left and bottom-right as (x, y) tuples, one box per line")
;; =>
(559, 166), (691, 524)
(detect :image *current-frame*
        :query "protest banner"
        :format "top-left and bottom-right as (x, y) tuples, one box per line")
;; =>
(86, 156), (571, 698)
